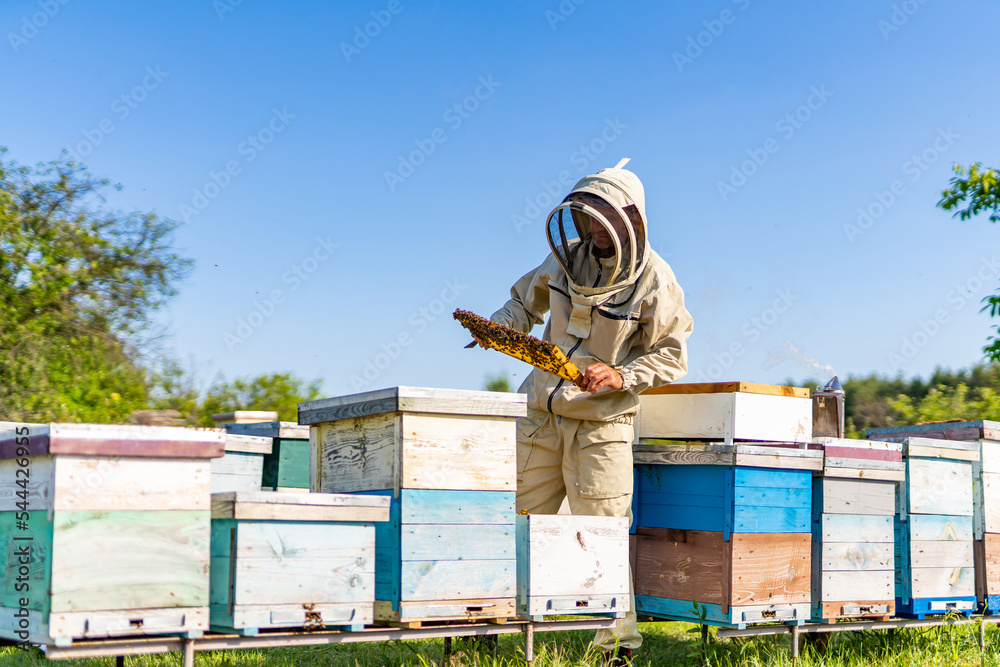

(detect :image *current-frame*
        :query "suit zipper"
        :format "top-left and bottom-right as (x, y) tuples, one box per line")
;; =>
(547, 338), (584, 414)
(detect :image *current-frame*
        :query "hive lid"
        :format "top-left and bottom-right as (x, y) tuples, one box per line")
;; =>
(867, 420), (1000, 442)
(298, 386), (528, 425)
(874, 436), (981, 462)
(224, 433), (273, 454)
(811, 437), (904, 480)
(641, 382), (810, 399)
(0, 423), (225, 459)
(223, 421), (309, 440)
(633, 441), (823, 471)
(211, 491), (391, 522)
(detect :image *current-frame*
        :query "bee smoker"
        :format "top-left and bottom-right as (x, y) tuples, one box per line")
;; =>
(812, 376), (845, 438)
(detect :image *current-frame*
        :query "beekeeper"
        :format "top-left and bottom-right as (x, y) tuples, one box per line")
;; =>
(489, 159), (693, 665)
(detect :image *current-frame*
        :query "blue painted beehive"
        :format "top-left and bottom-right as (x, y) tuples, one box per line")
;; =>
(631, 441), (822, 629)
(865, 435), (979, 618)
(299, 386), (525, 625)
(209, 491), (390, 634)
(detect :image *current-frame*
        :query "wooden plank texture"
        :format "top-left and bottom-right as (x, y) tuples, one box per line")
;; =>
(984, 534), (1000, 596)
(315, 414), (397, 493)
(909, 541), (974, 568)
(910, 567), (976, 598)
(211, 491), (390, 522)
(906, 458), (973, 516)
(50, 510), (210, 613)
(633, 528), (726, 604)
(816, 478), (896, 516)
(398, 413), (515, 491)
(224, 422), (309, 440)
(0, 423), (225, 459)
(819, 514), (893, 543)
(299, 386), (527, 425)
(223, 434), (272, 454)
(400, 559), (515, 601)
(518, 515), (629, 598)
(0, 512), (53, 612)
(820, 541), (893, 571)
(375, 598), (516, 622)
(818, 571), (893, 602)
(233, 556), (374, 606)
(0, 456), (53, 511)
(868, 421), (1000, 442)
(397, 489), (516, 525)
(907, 514), (974, 541)
(52, 457), (210, 512)
(402, 524), (514, 561)
(641, 382), (810, 398)
(730, 533), (811, 606)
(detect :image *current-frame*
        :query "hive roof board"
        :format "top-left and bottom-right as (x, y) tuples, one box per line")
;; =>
(211, 490), (391, 522)
(223, 421), (310, 440)
(632, 441), (823, 471)
(867, 420), (1000, 442)
(0, 422), (225, 459)
(641, 381), (810, 398)
(298, 386), (527, 425)
(223, 433), (273, 454)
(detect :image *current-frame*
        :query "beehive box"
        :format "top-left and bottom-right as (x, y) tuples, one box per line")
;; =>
(0, 423), (223, 646)
(224, 422), (309, 491)
(299, 386), (525, 624)
(810, 438), (903, 622)
(632, 442), (820, 628)
(638, 382), (812, 445)
(209, 491), (390, 634)
(516, 514), (629, 621)
(870, 422), (1000, 614)
(890, 437), (978, 618)
(210, 433), (272, 493)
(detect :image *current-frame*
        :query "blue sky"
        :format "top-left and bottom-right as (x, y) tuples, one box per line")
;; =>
(3, 0), (1000, 398)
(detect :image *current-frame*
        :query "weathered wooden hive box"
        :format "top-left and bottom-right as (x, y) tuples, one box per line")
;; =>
(809, 437), (904, 622)
(210, 433), (273, 493)
(224, 422), (309, 492)
(0, 423), (223, 646)
(516, 514), (629, 620)
(870, 421), (1000, 614)
(209, 491), (390, 634)
(632, 440), (821, 629)
(638, 382), (812, 445)
(864, 434), (979, 618)
(299, 386), (525, 625)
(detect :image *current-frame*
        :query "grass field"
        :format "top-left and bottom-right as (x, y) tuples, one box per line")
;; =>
(5, 620), (1000, 666)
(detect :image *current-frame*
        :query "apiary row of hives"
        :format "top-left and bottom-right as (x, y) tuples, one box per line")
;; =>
(630, 382), (997, 627)
(0, 387), (631, 647)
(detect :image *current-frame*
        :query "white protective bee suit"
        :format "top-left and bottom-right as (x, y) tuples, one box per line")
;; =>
(490, 159), (693, 651)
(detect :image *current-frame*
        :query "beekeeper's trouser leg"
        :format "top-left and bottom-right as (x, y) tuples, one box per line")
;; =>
(515, 408), (641, 652)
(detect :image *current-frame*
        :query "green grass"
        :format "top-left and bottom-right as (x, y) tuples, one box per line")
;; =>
(5, 621), (1000, 666)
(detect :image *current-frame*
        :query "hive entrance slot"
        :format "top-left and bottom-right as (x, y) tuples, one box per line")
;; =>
(466, 606), (483, 613)
(576, 601), (589, 608)
(129, 619), (143, 628)
(761, 610), (776, 618)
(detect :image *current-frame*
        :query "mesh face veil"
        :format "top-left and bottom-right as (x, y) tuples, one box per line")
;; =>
(544, 161), (648, 297)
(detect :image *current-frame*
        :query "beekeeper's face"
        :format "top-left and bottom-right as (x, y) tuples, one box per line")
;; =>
(545, 192), (638, 291)
(571, 194), (620, 252)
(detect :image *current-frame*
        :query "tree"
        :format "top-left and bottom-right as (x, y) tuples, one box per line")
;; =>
(892, 383), (1000, 425)
(939, 163), (1000, 359)
(0, 149), (191, 422)
(192, 372), (324, 426)
(484, 371), (512, 392)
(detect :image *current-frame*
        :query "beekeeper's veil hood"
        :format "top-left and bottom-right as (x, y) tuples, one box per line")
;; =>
(545, 158), (650, 338)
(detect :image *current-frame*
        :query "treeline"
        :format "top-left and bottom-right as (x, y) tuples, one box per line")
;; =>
(798, 363), (1000, 438)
